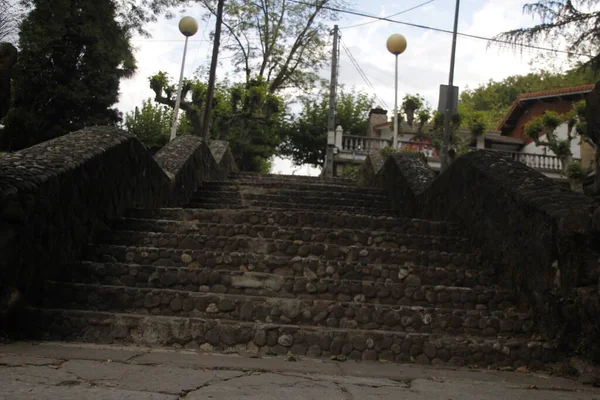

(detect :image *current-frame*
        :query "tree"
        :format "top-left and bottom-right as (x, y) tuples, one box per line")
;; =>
(0, 42), (17, 119)
(401, 93), (425, 128)
(19, 0), (184, 37)
(0, 0), (136, 150)
(279, 88), (374, 167)
(524, 102), (593, 192)
(149, 71), (284, 172)
(198, 0), (345, 93)
(124, 98), (180, 154)
(1, 0), (23, 44)
(493, 1), (600, 71)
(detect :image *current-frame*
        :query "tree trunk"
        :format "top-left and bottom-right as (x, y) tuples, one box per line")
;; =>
(0, 43), (18, 119)
(201, 0), (224, 141)
(594, 148), (600, 194)
(585, 82), (600, 194)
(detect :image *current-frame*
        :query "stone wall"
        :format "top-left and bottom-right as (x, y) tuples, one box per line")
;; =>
(365, 150), (600, 362)
(0, 127), (235, 298)
(358, 150), (385, 187)
(209, 140), (237, 181)
(378, 153), (436, 215)
(154, 136), (220, 206)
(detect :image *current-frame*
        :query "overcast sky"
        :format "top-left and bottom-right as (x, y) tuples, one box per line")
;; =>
(117, 0), (575, 175)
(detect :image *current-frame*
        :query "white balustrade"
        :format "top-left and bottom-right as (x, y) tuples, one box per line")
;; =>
(339, 135), (578, 173)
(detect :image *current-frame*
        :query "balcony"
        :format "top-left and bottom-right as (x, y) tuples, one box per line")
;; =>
(336, 135), (576, 180)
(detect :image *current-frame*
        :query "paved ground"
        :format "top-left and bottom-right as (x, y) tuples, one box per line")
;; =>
(1, 341), (599, 399)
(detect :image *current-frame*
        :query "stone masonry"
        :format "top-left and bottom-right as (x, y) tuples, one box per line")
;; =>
(17, 171), (563, 370)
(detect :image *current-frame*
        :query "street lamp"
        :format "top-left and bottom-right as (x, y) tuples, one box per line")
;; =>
(170, 16), (199, 141)
(386, 34), (407, 150)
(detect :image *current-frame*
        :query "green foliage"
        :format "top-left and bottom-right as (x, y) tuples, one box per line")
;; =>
(401, 93), (427, 126)
(565, 160), (592, 180)
(542, 111), (561, 131)
(379, 146), (396, 158)
(494, 1), (600, 71)
(401, 94), (424, 113)
(279, 87), (374, 167)
(466, 111), (489, 138)
(524, 117), (545, 141)
(0, 0), (136, 150)
(149, 71), (284, 172)
(428, 110), (469, 158)
(340, 164), (359, 180)
(459, 67), (600, 128)
(19, 0), (181, 37)
(124, 99), (178, 154)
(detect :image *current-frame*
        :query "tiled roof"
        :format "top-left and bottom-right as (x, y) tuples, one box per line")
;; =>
(496, 84), (596, 131)
(516, 84), (596, 100)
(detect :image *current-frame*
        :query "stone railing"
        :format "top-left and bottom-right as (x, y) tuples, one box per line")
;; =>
(0, 127), (236, 299)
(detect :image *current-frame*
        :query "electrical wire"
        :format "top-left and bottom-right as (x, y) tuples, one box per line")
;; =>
(341, 0), (436, 29)
(339, 36), (389, 109)
(288, 0), (592, 57)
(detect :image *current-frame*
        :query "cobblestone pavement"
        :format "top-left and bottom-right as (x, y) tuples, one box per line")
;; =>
(1, 341), (599, 399)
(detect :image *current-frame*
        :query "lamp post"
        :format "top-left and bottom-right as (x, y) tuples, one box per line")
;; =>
(441, 0), (461, 172)
(386, 34), (407, 150)
(170, 16), (199, 142)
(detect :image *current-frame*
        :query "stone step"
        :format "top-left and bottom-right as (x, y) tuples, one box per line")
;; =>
(185, 203), (249, 210)
(70, 257), (495, 288)
(41, 283), (521, 334)
(184, 201), (392, 215)
(229, 172), (355, 186)
(240, 193), (390, 209)
(202, 181), (386, 195)
(234, 201), (393, 215)
(20, 308), (560, 369)
(100, 229), (471, 253)
(89, 242), (479, 269)
(62, 264), (510, 309)
(195, 186), (389, 201)
(119, 210), (463, 236)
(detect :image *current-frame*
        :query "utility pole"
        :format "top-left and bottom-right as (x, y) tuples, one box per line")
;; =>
(324, 24), (339, 178)
(441, 0), (460, 172)
(201, 0), (225, 141)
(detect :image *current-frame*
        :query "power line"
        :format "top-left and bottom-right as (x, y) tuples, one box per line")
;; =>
(340, 36), (389, 109)
(288, 0), (592, 57)
(341, 0), (436, 29)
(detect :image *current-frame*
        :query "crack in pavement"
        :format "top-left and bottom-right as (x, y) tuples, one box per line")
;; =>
(178, 370), (255, 398)
(335, 382), (354, 400)
(274, 371), (407, 389)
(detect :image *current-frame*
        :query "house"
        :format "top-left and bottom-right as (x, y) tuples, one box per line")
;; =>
(334, 84), (597, 182)
(496, 84), (596, 167)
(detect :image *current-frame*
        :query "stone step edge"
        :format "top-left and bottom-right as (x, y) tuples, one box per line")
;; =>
(124, 208), (460, 226)
(102, 229), (471, 249)
(112, 219), (470, 240)
(23, 307), (559, 369)
(47, 281), (515, 311)
(200, 184), (385, 193)
(63, 261), (500, 296)
(39, 282), (531, 336)
(76, 259), (494, 279)
(91, 243), (478, 261)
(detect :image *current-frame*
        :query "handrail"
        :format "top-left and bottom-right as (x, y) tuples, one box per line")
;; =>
(339, 135), (578, 172)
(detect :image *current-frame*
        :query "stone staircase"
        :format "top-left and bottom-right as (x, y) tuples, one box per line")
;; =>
(24, 172), (559, 370)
